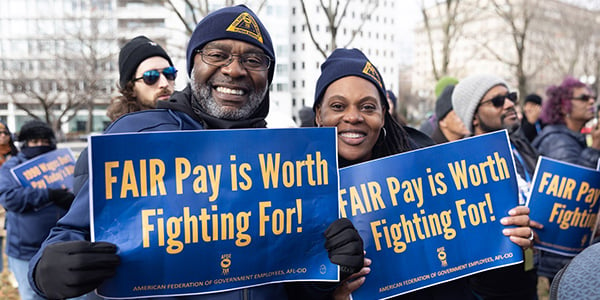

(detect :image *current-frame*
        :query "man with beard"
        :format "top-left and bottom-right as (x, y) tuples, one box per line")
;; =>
(106, 35), (176, 121)
(451, 74), (539, 300)
(27, 5), (360, 300)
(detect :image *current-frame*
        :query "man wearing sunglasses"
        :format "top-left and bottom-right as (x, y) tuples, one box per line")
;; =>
(452, 74), (539, 300)
(106, 35), (176, 121)
(29, 5), (350, 300)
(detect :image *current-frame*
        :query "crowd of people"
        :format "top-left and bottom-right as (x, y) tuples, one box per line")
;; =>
(0, 4), (598, 300)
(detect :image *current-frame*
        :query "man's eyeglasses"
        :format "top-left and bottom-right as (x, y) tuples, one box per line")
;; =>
(571, 94), (595, 102)
(197, 49), (271, 71)
(479, 92), (518, 108)
(0, 131), (9, 136)
(134, 66), (177, 85)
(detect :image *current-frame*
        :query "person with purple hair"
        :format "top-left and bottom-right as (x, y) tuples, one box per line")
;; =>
(532, 76), (600, 169)
(531, 76), (600, 285)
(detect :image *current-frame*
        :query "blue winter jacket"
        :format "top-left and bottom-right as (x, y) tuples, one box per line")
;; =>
(0, 152), (69, 260)
(532, 124), (600, 169)
(28, 88), (332, 299)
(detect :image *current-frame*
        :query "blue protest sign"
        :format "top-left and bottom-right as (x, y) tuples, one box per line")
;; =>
(10, 148), (75, 190)
(527, 156), (600, 256)
(89, 128), (339, 298)
(340, 130), (523, 299)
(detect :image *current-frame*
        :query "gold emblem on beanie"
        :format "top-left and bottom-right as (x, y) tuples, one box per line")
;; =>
(362, 61), (383, 89)
(226, 12), (264, 44)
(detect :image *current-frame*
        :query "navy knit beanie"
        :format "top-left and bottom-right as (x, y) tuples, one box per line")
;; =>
(118, 36), (173, 88)
(186, 5), (275, 83)
(313, 48), (387, 111)
(435, 85), (455, 121)
(524, 93), (542, 105)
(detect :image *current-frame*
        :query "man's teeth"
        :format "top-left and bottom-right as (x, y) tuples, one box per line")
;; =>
(216, 86), (244, 95)
(340, 132), (364, 138)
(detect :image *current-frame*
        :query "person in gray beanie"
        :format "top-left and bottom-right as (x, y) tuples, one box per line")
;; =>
(430, 85), (469, 144)
(451, 74), (539, 299)
(29, 5), (357, 300)
(106, 35), (176, 121)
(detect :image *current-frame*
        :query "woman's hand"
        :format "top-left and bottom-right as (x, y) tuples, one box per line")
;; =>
(333, 255), (371, 300)
(500, 206), (534, 248)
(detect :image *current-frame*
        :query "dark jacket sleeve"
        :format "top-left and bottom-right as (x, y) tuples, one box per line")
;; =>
(535, 131), (600, 169)
(0, 154), (51, 213)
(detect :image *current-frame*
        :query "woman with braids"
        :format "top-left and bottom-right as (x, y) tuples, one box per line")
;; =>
(313, 49), (534, 300)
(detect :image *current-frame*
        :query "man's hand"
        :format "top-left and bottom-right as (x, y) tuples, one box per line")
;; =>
(47, 188), (75, 210)
(34, 240), (120, 299)
(324, 218), (364, 280)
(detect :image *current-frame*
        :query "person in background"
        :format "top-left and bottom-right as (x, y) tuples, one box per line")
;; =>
(0, 121), (18, 166)
(386, 90), (407, 125)
(452, 73), (538, 299)
(418, 76), (459, 136)
(0, 120), (76, 300)
(298, 106), (316, 127)
(74, 36), (177, 194)
(533, 76), (600, 169)
(0, 121), (17, 275)
(521, 93), (544, 142)
(106, 35), (176, 121)
(430, 85), (470, 144)
(28, 5), (358, 300)
(313, 50), (533, 300)
(531, 76), (600, 287)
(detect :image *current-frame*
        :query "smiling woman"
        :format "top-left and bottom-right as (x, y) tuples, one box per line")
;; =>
(312, 48), (432, 168)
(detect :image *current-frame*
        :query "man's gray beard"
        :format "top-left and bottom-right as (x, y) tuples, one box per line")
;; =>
(190, 69), (267, 120)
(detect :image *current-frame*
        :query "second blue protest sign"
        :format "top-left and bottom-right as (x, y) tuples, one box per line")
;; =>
(89, 128), (339, 298)
(340, 130), (524, 299)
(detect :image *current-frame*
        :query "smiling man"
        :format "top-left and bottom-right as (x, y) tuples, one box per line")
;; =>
(27, 5), (352, 300)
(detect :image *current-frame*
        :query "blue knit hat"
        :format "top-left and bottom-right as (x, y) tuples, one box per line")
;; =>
(313, 48), (387, 111)
(186, 5), (275, 83)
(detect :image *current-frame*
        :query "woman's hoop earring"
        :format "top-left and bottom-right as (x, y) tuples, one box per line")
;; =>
(381, 127), (387, 139)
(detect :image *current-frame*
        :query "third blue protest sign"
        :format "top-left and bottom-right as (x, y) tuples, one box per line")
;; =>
(10, 148), (75, 190)
(89, 128), (339, 298)
(527, 156), (600, 256)
(340, 130), (523, 299)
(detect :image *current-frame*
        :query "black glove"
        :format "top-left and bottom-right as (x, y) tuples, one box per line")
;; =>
(324, 218), (364, 280)
(48, 188), (75, 210)
(34, 240), (120, 299)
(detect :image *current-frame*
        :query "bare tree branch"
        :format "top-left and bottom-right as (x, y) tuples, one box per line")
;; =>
(300, 0), (380, 59)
